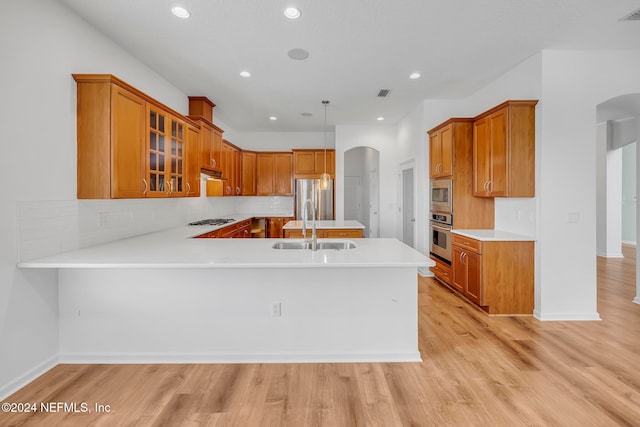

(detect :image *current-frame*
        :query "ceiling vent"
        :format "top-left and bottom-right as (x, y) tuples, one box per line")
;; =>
(377, 89), (391, 97)
(620, 7), (640, 20)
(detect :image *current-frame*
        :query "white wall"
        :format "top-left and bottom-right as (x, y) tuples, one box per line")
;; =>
(0, 0), (238, 398)
(596, 122), (609, 255)
(605, 149), (624, 258)
(335, 126), (398, 238)
(537, 49), (640, 319)
(397, 102), (427, 253)
(227, 130), (333, 151)
(622, 143), (636, 244)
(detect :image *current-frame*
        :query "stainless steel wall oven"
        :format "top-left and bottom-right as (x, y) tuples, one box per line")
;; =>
(429, 212), (452, 263)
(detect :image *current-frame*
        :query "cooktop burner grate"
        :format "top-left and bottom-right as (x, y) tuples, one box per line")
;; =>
(188, 218), (235, 226)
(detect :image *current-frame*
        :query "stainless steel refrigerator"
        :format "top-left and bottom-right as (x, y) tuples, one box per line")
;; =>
(295, 179), (335, 220)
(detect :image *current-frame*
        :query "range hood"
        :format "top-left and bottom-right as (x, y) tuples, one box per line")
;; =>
(201, 168), (222, 179)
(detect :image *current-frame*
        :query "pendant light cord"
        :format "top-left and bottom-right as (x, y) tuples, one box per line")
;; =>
(322, 100), (329, 174)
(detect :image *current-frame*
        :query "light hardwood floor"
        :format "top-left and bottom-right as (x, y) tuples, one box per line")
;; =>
(2, 248), (640, 426)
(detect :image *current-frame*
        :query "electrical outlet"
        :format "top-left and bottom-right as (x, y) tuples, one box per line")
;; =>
(271, 302), (281, 317)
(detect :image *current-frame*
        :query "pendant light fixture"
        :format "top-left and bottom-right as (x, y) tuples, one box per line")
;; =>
(320, 100), (331, 190)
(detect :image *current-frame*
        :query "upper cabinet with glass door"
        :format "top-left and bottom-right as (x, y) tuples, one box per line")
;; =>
(73, 74), (198, 199)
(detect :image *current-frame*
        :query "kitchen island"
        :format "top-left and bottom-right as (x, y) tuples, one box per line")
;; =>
(18, 225), (432, 364)
(283, 219), (365, 238)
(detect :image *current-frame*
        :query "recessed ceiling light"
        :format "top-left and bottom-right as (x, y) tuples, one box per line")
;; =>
(284, 7), (301, 19)
(288, 48), (309, 61)
(171, 6), (190, 19)
(409, 72), (421, 79)
(377, 117), (385, 121)
(301, 112), (312, 117)
(239, 71), (251, 78)
(269, 116), (278, 121)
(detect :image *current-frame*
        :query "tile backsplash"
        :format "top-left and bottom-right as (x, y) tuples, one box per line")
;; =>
(234, 196), (294, 216)
(17, 192), (293, 261)
(17, 195), (236, 261)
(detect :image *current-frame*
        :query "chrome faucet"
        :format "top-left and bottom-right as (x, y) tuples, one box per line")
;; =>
(302, 198), (317, 251)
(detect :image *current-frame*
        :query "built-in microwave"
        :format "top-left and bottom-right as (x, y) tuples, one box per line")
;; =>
(430, 179), (453, 213)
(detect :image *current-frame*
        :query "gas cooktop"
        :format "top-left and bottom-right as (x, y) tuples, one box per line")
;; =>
(188, 218), (235, 226)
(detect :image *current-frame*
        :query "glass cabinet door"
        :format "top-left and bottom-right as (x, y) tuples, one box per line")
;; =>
(148, 107), (168, 195)
(169, 118), (185, 195)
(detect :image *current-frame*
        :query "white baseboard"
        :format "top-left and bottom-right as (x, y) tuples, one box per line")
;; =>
(622, 241), (636, 246)
(0, 355), (58, 401)
(533, 310), (601, 321)
(59, 351), (423, 364)
(633, 296), (640, 305)
(596, 251), (624, 258)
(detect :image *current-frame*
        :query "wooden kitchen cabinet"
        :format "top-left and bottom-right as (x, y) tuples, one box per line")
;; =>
(74, 74), (198, 199)
(257, 153), (293, 196)
(195, 120), (223, 172)
(195, 219), (252, 239)
(75, 75), (146, 199)
(267, 217), (293, 238)
(241, 151), (257, 196)
(324, 228), (363, 238)
(427, 118), (494, 229)
(221, 140), (241, 196)
(430, 257), (452, 286)
(185, 124), (200, 197)
(188, 96), (223, 173)
(429, 123), (453, 178)
(146, 110), (188, 197)
(473, 100), (537, 197)
(293, 149), (335, 179)
(283, 228), (363, 238)
(451, 244), (481, 304)
(451, 233), (534, 315)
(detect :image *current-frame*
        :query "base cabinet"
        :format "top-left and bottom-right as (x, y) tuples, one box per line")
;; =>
(429, 257), (452, 285)
(194, 219), (252, 239)
(283, 228), (363, 239)
(267, 217), (294, 238)
(450, 234), (534, 315)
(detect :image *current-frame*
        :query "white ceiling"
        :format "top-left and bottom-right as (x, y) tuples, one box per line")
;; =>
(58, 0), (640, 132)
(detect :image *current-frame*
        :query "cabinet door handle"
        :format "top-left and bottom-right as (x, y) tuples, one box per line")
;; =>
(142, 179), (148, 195)
(236, 186), (241, 195)
(211, 159), (216, 168)
(186, 182), (191, 194)
(487, 180), (492, 193)
(167, 180), (173, 195)
(459, 252), (464, 264)
(226, 185), (231, 195)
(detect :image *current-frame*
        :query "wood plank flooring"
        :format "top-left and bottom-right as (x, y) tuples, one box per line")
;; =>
(2, 248), (640, 426)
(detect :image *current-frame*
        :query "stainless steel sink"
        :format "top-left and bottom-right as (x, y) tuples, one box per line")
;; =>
(272, 240), (357, 250)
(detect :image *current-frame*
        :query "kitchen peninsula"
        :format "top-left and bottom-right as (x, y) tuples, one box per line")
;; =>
(18, 223), (432, 364)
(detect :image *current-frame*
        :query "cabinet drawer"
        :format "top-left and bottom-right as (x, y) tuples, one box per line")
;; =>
(452, 234), (482, 253)
(324, 229), (363, 238)
(284, 230), (305, 238)
(430, 257), (451, 285)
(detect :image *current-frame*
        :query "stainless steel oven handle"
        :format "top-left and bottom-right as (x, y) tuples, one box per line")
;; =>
(431, 223), (451, 232)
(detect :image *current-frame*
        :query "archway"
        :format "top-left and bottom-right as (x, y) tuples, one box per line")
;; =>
(596, 93), (640, 305)
(344, 147), (380, 238)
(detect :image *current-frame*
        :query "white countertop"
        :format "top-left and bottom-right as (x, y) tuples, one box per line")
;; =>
(18, 222), (431, 269)
(283, 220), (366, 230)
(453, 229), (535, 241)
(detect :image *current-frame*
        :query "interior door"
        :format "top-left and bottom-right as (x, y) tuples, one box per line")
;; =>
(402, 167), (415, 247)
